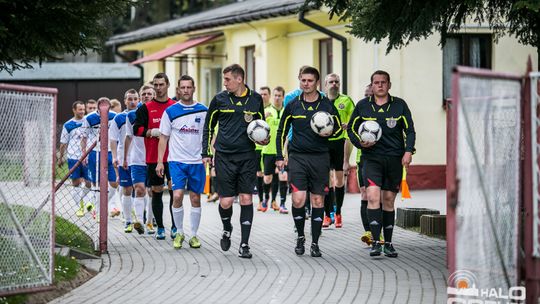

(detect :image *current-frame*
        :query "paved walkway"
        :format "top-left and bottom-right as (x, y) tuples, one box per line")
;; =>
(52, 191), (448, 304)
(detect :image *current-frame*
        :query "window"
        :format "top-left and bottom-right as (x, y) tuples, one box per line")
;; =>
(204, 67), (222, 104)
(244, 46), (255, 89)
(319, 38), (333, 79)
(443, 34), (492, 101)
(179, 56), (188, 76)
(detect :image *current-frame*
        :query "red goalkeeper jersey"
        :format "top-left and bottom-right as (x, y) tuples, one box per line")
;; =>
(132, 98), (175, 164)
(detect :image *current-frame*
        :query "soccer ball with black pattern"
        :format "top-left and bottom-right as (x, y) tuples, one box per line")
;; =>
(247, 119), (270, 142)
(310, 111), (334, 137)
(359, 121), (382, 143)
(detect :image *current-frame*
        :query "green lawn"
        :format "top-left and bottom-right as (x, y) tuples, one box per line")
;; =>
(0, 204), (94, 303)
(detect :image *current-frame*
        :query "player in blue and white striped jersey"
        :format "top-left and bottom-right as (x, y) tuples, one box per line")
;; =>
(81, 97), (120, 220)
(156, 75), (207, 249)
(59, 101), (91, 217)
(110, 89), (142, 234)
(124, 84), (156, 234)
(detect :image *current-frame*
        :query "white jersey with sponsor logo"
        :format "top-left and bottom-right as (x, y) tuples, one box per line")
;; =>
(109, 111), (129, 163)
(60, 118), (84, 160)
(159, 101), (207, 164)
(81, 110), (117, 152)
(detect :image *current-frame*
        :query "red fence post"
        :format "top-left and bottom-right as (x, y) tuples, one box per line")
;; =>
(98, 100), (110, 254)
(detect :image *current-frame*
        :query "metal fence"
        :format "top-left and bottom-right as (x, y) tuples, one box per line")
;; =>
(0, 83), (57, 296)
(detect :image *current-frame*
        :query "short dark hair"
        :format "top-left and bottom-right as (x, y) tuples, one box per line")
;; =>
(273, 86), (285, 95)
(223, 64), (245, 81)
(153, 72), (170, 85)
(72, 101), (84, 110)
(297, 65), (310, 78)
(300, 66), (320, 81)
(124, 88), (138, 99)
(370, 70), (391, 83)
(86, 99), (97, 105)
(259, 86), (271, 94)
(178, 75), (195, 87)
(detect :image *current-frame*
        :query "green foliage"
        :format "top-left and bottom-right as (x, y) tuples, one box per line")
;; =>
(0, 0), (136, 73)
(55, 216), (94, 254)
(308, 0), (540, 53)
(53, 254), (79, 283)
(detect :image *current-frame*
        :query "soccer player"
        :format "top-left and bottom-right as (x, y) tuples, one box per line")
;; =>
(202, 64), (265, 259)
(262, 86), (288, 214)
(276, 66), (342, 258)
(255, 86), (272, 211)
(156, 75), (207, 249)
(80, 97), (119, 219)
(133, 73), (176, 240)
(110, 89), (143, 234)
(58, 101), (91, 217)
(348, 70), (416, 257)
(85, 99), (97, 114)
(110, 99), (123, 113)
(124, 84), (156, 234)
(358, 84), (374, 245)
(323, 73), (355, 228)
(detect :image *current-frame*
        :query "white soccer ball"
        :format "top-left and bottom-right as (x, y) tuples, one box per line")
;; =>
(310, 111), (334, 137)
(247, 119), (270, 142)
(359, 121), (382, 143)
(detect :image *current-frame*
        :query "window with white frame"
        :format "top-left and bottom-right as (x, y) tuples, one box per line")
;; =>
(443, 34), (492, 101)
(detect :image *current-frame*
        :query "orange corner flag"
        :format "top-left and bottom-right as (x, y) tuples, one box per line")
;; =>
(203, 163), (210, 195)
(401, 167), (411, 200)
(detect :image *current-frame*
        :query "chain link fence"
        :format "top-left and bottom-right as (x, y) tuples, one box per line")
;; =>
(0, 84), (56, 295)
(448, 69), (521, 296)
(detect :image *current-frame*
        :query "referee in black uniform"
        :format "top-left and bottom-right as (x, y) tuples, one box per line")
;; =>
(348, 70), (416, 258)
(276, 66), (342, 257)
(202, 64), (265, 259)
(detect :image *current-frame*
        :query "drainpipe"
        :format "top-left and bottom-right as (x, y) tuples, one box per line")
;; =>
(299, 10), (348, 94)
(113, 44), (144, 86)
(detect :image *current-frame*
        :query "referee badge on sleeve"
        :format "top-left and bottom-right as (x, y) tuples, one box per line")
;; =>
(387, 117), (397, 128)
(244, 113), (253, 123)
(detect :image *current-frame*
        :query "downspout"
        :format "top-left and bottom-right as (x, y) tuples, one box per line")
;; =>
(299, 9), (348, 94)
(113, 44), (144, 86)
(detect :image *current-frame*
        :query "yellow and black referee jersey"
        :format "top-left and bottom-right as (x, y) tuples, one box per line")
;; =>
(202, 87), (264, 157)
(276, 93), (342, 160)
(347, 94), (416, 158)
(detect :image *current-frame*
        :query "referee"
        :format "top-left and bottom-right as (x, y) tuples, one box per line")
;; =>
(276, 66), (342, 258)
(348, 70), (416, 257)
(202, 64), (265, 259)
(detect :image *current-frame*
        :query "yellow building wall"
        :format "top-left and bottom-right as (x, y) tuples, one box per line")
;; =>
(119, 11), (538, 168)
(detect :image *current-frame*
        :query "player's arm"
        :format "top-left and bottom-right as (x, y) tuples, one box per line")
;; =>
(109, 120), (120, 168)
(156, 111), (171, 177)
(58, 126), (68, 166)
(202, 97), (219, 161)
(347, 104), (364, 150)
(80, 119), (89, 164)
(276, 103), (293, 162)
(329, 104), (343, 139)
(133, 104), (150, 137)
(402, 102), (416, 168)
(402, 102), (416, 154)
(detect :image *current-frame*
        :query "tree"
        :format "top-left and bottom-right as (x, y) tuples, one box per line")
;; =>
(0, 0), (135, 73)
(307, 0), (540, 67)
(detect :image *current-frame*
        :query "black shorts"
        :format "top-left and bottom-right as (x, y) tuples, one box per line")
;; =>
(357, 158), (364, 188)
(288, 152), (330, 195)
(328, 138), (345, 171)
(147, 163), (170, 187)
(263, 154), (277, 176)
(215, 151), (257, 197)
(255, 149), (262, 172)
(362, 156), (402, 192)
